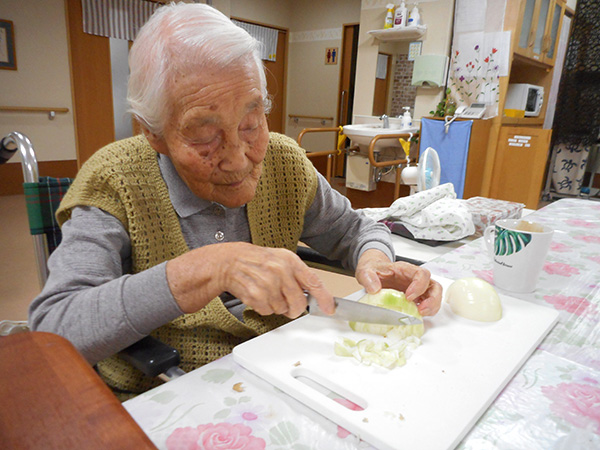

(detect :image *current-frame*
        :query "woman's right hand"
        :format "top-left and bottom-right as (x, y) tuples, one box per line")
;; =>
(165, 242), (335, 318)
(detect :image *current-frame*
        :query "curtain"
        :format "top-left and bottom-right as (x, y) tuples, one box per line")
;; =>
(81, 0), (160, 41)
(550, 0), (600, 195)
(232, 20), (278, 62)
(552, 0), (600, 148)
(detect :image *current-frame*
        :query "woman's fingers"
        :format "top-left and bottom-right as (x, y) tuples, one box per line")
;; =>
(225, 246), (333, 318)
(355, 250), (443, 317)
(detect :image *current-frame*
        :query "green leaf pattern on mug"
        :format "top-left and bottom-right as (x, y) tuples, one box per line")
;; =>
(494, 228), (532, 256)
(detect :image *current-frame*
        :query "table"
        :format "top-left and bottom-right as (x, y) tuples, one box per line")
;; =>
(0, 332), (157, 450)
(124, 199), (600, 449)
(389, 208), (534, 264)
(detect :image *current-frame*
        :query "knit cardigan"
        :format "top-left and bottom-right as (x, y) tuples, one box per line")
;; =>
(57, 132), (318, 396)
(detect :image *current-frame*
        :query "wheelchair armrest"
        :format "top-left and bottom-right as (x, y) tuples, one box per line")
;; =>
(118, 335), (181, 379)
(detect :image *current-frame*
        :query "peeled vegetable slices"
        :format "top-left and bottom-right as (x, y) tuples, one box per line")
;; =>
(335, 289), (424, 369)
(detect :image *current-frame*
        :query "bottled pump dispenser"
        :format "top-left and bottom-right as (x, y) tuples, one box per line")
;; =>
(393, 2), (408, 28)
(401, 106), (412, 129)
(408, 3), (421, 27)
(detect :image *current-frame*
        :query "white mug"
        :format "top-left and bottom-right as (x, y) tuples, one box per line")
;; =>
(483, 219), (553, 293)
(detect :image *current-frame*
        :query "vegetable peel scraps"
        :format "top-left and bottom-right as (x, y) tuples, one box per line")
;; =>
(335, 289), (424, 369)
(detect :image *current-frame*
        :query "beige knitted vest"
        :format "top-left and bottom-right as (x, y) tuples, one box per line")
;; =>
(57, 132), (318, 396)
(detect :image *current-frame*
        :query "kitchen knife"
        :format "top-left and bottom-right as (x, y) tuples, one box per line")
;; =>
(306, 294), (422, 326)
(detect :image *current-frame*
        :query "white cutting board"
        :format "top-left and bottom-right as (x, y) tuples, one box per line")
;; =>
(233, 276), (559, 450)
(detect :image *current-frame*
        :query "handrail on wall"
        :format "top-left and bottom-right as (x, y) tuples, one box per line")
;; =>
(289, 114), (334, 126)
(297, 126), (344, 183)
(0, 106), (70, 120)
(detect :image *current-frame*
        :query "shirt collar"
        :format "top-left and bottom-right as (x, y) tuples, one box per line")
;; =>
(158, 153), (213, 218)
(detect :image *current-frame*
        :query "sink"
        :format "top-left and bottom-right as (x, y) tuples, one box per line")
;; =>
(343, 124), (418, 150)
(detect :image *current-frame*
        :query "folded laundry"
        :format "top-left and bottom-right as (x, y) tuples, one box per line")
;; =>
(361, 183), (475, 241)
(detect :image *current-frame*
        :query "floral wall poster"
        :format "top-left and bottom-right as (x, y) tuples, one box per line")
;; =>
(447, 0), (509, 118)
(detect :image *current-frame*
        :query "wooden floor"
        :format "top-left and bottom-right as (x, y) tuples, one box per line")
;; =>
(0, 195), (42, 321)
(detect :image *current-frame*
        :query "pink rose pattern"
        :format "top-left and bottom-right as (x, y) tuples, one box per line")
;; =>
(550, 242), (572, 253)
(473, 269), (493, 284)
(543, 262), (580, 276)
(566, 219), (599, 228)
(575, 235), (600, 244)
(543, 294), (596, 315)
(166, 423), (265, 450)
(542, 382), (600, 433)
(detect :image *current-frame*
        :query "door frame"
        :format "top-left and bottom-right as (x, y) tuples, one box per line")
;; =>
(232, 17), (288, 134)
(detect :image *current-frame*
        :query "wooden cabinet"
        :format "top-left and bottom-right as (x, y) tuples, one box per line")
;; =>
(475, 0), (570, 209)
(489, 127), (552, 209)
(543, 0), (566, 66)
(515, 0), (566, 66)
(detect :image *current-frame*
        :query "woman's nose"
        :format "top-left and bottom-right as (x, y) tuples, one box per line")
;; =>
(218, 133), (248, 172)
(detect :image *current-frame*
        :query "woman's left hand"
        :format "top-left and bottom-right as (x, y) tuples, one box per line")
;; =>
(355, 249), (442, 316)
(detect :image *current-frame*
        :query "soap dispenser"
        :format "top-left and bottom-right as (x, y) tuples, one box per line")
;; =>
(408, 3), (421, 27)
(393, 1), (408, 28)
(401, 106), (412, 129)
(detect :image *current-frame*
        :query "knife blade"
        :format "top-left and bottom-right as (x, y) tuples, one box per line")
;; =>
(306, 294), (422, 326)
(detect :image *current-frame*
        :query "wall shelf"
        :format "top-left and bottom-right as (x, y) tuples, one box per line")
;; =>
(368, 25), (427, 42)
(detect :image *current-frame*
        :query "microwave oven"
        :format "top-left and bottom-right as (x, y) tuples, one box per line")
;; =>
(505, 83), (544, 117)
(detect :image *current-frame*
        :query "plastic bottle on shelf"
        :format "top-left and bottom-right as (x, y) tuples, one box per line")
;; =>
(384, 4), (395, 29)
(408, 3), (421, 27)
(401, 106), (412, 129)
(393, 1), (408, 28)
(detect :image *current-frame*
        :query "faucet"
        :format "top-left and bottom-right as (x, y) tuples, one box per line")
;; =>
(379, 114), (389, 129)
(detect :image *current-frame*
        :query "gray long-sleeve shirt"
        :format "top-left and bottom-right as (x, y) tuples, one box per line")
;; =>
(28, 154), (394, 364)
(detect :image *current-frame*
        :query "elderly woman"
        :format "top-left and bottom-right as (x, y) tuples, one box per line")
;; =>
(29, 3), (441, 396)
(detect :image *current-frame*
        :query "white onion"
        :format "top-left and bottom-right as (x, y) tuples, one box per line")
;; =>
(445, 277), (502, 322)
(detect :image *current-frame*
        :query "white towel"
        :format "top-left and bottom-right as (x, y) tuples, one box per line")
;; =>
(361, 183), (475, 241)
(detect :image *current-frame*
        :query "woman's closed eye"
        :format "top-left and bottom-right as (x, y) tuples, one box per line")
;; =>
(187, 128), (222, 148)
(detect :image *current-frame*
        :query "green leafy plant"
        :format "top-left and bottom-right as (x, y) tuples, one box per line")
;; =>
(430, 88), (456, 117)
(494, 229), (532, 256)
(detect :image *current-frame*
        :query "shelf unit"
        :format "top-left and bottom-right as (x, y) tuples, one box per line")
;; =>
(368, 25), (427, 42)
(481, 0), (568, 209)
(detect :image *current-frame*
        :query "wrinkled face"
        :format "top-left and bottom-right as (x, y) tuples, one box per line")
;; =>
(148, 63), (269, 208)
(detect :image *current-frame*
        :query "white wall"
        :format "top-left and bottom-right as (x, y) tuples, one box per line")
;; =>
(354, 0), (454, 123)
(230, 0), (292, 27)
(285, 0), (361, 151)
(0, 0), (76, 164)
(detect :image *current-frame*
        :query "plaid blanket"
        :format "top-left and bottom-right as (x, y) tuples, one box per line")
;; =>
(24, 176), (73, 254)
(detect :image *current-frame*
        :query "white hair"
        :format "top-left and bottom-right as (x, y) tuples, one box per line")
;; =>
(127, 2), (269, 135)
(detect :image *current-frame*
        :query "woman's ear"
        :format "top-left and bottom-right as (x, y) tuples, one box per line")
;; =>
(141, 124), (169, 155)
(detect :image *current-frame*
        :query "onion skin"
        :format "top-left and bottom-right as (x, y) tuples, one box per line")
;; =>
(349, 289), (424, 338)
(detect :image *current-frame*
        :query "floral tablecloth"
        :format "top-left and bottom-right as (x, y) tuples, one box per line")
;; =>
(124, 199), (600, 449)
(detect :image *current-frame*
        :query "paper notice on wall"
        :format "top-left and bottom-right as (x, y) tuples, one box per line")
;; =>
(0, 28), (8, 63)
(376, 54), (389, 79)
